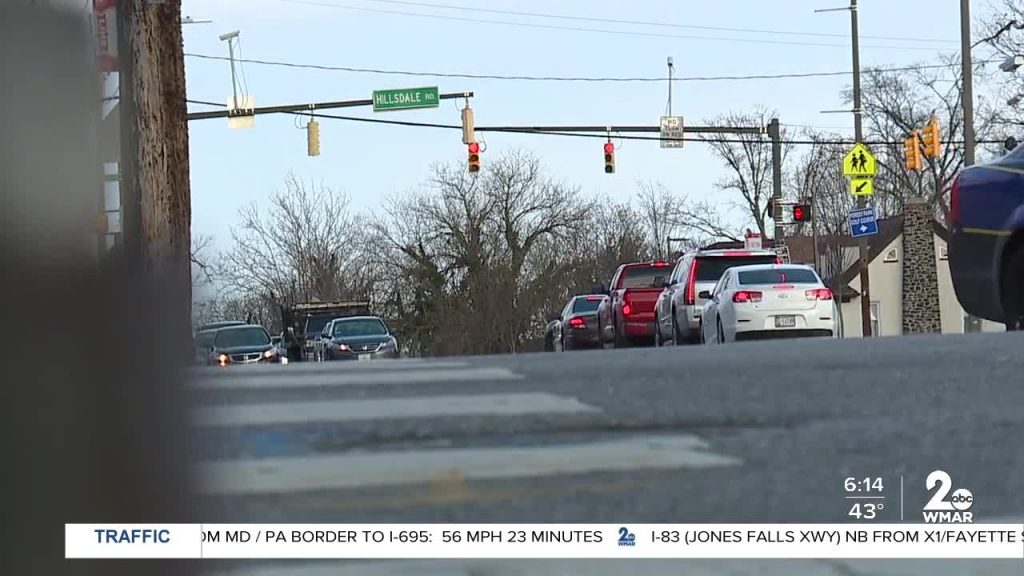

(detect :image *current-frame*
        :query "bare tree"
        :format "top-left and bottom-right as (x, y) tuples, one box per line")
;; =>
(852, 56), (989, 223)
(217, 173), (373, 332)
(370, 150), (589, 356)
(702, 107), (792, 236)
(635, 180), (743, 255)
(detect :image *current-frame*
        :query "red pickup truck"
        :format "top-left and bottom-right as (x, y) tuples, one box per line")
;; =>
(596, 260), (674, 347)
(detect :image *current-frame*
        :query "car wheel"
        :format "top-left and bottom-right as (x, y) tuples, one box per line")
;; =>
(698, 319), (705, 344)
(671, 309), (685, 345)
(561, 335), (570, 351)
(613, 316), (628, 348)
(717, 318), (725, 344)
(654, 315), (663, 347)
(1001, 246), (1024, 331)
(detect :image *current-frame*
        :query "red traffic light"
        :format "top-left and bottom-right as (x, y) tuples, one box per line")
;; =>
(604, 142), (615, 154)
(792, 204), (810, 222)
(468, 142), (480, 154)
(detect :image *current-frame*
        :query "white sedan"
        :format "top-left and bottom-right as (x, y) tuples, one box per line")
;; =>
(700, 264), (838, 344)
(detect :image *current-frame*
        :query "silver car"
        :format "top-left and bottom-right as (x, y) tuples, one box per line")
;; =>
(653, 248), (780, 345)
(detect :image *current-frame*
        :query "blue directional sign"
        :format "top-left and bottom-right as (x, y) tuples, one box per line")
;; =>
(849, 206), (878, 238)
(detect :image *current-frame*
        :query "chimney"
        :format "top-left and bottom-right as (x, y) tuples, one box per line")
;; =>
(901, 198), (941, 333)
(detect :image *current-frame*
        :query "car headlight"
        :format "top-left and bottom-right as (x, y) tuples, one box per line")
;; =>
(338, 343), (350, 351)
(263, 348), (277, 359)
(217, 353), (229, 366)
(379, 338), (396, 350)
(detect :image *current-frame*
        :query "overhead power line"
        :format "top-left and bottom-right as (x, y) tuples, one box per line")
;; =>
(275, 0), (947, 51)
(304, 0), (957, 45)
(184, 53), (994, 84)
(184, 99), (1004, 147)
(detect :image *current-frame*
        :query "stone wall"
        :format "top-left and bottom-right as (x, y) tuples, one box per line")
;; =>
(901, 198), (941, 333)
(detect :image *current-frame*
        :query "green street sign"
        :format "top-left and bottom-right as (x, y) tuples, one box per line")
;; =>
(372, 86), (440, 112)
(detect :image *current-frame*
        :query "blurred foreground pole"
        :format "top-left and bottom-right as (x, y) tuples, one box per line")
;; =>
(1, 3), (194, 575)
(119, 0), (193, 361)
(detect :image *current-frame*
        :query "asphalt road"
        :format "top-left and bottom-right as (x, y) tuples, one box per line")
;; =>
(189, 331), (1024, 575)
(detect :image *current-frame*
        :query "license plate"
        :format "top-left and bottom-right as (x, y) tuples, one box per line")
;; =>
(357, 354), (371, 361)
(775, 315), (797, 328)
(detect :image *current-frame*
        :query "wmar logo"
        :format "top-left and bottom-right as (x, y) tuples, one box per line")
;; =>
(617, 527), (636, 547)
(923, 470), (974, 523)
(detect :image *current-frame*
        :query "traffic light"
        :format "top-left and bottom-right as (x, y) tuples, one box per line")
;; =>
(467, 142), (480, 173)
(604, 141), (615, 173)
(904, 131), (922, 171)
(792, 204), (811, 222)
(922, 115), (941, 158)
(307, 119), (320, 157)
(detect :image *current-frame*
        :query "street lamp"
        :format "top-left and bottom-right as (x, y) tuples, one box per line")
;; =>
(1000, 54), (1024, 72)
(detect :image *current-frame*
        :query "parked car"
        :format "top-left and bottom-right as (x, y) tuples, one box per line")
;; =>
(320, 316), (399, 361)
(700, 264), (837, 343)
(654, 248), (780, 345)
(596, 261), (674, 347)
(547, 294), (607, 351)
(947, 149), (1024, 330)
(205, 324), (280, 366)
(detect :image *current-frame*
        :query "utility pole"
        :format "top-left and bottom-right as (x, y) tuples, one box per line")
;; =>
(961, 0), (976, 167)
(850, 0), (873, 338)
(769, 118), (784, 242)
(118, 0), (193, 359)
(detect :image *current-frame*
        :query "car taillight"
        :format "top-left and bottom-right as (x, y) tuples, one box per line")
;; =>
(585, 296), (604, 301)
(622, 304), (632, 316)
(653, 261), (671, 267)
(684, 260), (698, 305)
(949, 175), (961, 227)
(733, 290), (762, 303)
(569, 316), (586, 328)
(805, 288), (833, 301)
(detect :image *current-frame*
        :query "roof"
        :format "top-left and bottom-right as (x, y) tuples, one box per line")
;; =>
(331, 315), (385, 322)
(729, 263), (816, 272)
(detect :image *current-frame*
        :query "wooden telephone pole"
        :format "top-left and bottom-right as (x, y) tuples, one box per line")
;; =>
(118, 0), (193, 359)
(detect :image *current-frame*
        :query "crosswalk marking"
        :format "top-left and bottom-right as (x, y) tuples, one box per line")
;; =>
(191, 392), (600, 427)
(190, 366), (524, 389)
(196, 434), (742, 496)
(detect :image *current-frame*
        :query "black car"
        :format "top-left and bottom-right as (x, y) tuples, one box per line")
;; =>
(321, 316), (399, 361)
(205, 324), (280, 366)
(548, 294), (607, 351)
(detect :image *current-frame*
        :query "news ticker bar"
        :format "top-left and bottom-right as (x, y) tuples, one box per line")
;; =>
(66, 524), (1024, 559)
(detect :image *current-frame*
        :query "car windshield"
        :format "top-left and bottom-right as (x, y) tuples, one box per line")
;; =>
(696, 255), (778, 282)
(334, 318), (388, 337)
(620, 264), (672, 288)
(214, 326), (270, 348)
(572, 297), (603, 313)
(738, 268), (820, 285)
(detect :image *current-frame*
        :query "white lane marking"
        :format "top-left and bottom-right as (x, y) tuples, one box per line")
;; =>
(190, 367), (523, 390)
(196, 435), (741, 495)
(191, 393), (600, 427)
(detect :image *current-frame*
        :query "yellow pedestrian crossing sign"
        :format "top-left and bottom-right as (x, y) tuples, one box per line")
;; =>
(843, 142), (877, 177)
(850, 177), (874, 197)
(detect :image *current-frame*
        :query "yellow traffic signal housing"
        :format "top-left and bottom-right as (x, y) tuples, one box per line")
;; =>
(307, 120), (320, 157)
(468, 142), (480, 173)
(922, 115), (941, 158)
(603, 141), (615, 174)
(904, 131), (922, 172)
